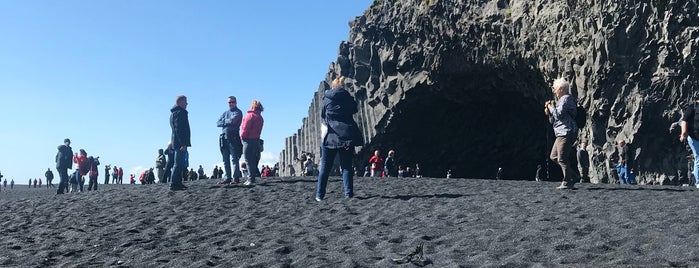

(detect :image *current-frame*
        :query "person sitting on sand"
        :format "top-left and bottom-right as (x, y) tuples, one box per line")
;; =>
(315, 76), (364, 201)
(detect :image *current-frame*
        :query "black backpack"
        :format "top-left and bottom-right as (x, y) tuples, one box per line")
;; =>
(692, 103), (699, 138)
(575, 105), (587, 130)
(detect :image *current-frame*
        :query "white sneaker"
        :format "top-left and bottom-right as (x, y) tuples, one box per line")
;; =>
(315, 197), (322, 202)
(243, 180), (253, 186)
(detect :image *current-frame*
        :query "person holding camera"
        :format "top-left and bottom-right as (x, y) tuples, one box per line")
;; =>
(544, 78), (579, 190)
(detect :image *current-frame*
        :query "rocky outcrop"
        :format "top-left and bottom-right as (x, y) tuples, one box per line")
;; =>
(279, 0), (699, 184)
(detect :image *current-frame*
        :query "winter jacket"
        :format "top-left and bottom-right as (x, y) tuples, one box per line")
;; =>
(240, 110), (264, 139)
(322, 88), (363, 148)
(56, 145), (73, 169)
(170, 105), (191, 148)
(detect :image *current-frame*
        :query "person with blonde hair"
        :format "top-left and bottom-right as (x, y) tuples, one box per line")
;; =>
(544, 78), (579, 189)
(240, 100), (264, 186)
(315, 76), (364, 201)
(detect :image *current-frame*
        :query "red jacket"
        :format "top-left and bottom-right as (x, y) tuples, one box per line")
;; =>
(240, 110), (264, 139)
(73, 154), (89, 176)
(369, 156), (384, 171)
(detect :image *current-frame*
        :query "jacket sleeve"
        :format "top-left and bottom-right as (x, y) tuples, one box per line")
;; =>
(216, 112), (227, 127)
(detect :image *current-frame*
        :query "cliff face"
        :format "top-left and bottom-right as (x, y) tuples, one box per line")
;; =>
(280, 0), (699, 184)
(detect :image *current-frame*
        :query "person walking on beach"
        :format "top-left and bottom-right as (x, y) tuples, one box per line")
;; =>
(163, 142), (175, 183)
(315, 76), (364, 201)
(155, 149), (166, 183)
(169, 95), (191, 191)
(45, 168), (54, 188)
(56, 138), (74, 194)
(544, 78), (579, 190)
(9, 179), (13, 189)
(368, 150), (384, 177)
(217, 96), (244, 184)
(240, 100), (264, 186)
(2, 179), (6, 190)
(680, 98), (699, 188)
(577, 141), (590, 183)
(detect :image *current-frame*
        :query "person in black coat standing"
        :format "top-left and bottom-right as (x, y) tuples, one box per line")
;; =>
(169, 95), (191, 191)
(55, 138), (73, 194)
(577, 141), (590, 183)
(315, 76), (364, 201)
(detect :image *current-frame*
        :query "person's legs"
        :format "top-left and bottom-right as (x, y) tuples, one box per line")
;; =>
(618, 165), (628, 184)
(243, 139), (261, 184)
(57, 168), (69, 194)
(338, 147), (354, 198)
(316, 147), (337, 200)
(170, 149), (186, 189)
(221, 138), (233, 182)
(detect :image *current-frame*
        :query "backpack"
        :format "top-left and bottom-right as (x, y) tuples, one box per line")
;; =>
(575, 105), (587, 130)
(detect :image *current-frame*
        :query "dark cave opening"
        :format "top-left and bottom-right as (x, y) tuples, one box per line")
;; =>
(358, 66), (566, 180)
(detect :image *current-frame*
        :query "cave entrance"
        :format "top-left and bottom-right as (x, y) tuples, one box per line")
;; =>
(363, 65), (561, 180)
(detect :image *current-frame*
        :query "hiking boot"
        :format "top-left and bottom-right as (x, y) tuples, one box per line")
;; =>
(218, 179), (231, 185)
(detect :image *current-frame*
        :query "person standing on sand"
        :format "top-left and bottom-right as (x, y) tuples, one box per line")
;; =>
(544, 78), (579, 190)
(240, 100), (264, 186)
(169, 95), (191, 191)
(156, 149), (166, 183)
(384, 150), (397, 177)
(315, 76), (364, 201)
(45, 168), (54, 188)
(87, 156), (100, 191)
(217, 96), (244, 185)
(10, 179), (13, 189)
(117, 167), (124, 184)
(56, 138), (74, 194)
(577, 141), (590, 183)
(368, 150), (384, 177)
(104, 164), (110, 185)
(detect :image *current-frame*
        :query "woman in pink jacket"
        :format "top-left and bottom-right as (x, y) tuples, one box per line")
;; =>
(240, 100), (264, 186)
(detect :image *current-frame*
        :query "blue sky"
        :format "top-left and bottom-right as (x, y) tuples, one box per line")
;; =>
(0, 0), (373, 182)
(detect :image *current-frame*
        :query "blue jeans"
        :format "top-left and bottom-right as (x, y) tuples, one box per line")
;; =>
(316, 146), (354, 199)
(222, 137), (242, 180)
(170, 149), (186, 187)
(242, 139), (261, 181)
(688, 136), (699, 185)
(617, 164), (629, 184)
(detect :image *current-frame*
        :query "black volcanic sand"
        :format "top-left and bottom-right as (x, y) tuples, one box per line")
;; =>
(1, 177), (699, 267)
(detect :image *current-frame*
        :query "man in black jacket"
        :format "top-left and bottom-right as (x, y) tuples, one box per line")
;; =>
(55, 138), (73, 194)
(45, 168), (54, 188)
(169, 95), (191, 191)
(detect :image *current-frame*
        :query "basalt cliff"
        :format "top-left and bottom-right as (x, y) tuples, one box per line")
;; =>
(279, 0), (699, 184)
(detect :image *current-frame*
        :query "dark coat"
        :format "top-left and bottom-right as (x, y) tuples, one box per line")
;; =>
(56, 145), (73, 169)
(322, 88), (363, 148)
(170, 105), (191, 148)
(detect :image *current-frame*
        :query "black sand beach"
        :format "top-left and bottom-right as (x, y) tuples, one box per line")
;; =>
(1, 177), (698, 267)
